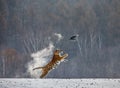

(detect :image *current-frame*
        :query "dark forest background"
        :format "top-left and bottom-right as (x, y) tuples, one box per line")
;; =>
(0, 0), (120, 78)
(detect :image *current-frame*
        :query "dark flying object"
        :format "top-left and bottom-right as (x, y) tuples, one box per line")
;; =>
(69, 34), (79, 40)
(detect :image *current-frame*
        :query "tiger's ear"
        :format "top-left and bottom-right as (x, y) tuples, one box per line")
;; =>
(54, 50), (59, 55)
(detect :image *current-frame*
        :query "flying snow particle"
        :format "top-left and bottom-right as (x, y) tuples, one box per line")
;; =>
(54, 33), (63, 41)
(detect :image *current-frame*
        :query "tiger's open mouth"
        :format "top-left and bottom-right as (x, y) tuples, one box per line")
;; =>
(60, 51), (63, 55)
(59, 50), (67, 57)
(57, 50), (62, 56)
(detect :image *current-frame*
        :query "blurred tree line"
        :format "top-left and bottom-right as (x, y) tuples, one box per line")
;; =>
(0, 0), (120, 78)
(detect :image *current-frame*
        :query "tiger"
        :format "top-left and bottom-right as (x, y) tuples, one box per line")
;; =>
(33, 49), (68, 78)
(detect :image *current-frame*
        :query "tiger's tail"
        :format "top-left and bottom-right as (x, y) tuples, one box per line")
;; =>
(33, 67), (43, 70)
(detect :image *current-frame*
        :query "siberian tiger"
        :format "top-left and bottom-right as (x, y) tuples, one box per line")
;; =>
(33, 49), (68, 78)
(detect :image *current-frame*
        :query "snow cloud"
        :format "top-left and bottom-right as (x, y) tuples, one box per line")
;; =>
(54, 33), (63, 42)
(27, 33), (63, 78)
(27, 43), (54, 78)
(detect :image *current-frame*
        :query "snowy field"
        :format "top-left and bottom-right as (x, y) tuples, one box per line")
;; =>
(0, 79), (120, 88)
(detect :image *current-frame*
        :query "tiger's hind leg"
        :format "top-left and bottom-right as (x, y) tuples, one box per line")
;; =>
(40, 69), (49, 78)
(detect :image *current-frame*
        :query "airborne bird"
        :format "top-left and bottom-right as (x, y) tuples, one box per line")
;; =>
(69, 34), (79, 40)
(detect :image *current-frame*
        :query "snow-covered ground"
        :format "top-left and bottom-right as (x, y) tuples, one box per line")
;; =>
(0, 79), (120, 88)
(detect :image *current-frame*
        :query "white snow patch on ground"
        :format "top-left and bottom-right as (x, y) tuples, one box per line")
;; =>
(0, 79), (120, 88)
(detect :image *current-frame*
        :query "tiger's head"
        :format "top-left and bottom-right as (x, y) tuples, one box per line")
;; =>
(54, 49), (62, 56)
